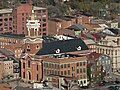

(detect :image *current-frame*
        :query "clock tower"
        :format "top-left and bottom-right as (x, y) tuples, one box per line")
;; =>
(24, 10), (43, 55)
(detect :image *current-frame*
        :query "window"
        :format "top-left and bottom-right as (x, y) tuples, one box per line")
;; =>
(37, 74), (38, 81)
(43, 19), (46, 22)
(23, 72), (25, 78)
(0, 14), (2, 17)
(68, 70), (70, 75)
(22, 18), (24, 21)
(52, 70), (54, 74)
(23, 62), (25, 69)
(9, 18), (12, 21)
(83, 62), (86, 66)
(4, 18), (8, 21)
(28, 60), (30, 68)
(76, 63), (79, 67)
(83, 68), (86, 73)
(61, 65), (63, 68)
(43, 33), (46, 35)
(57, 65), (59, 69)
(64, 64), (66, 68)
(115, 50), (117, 55)
(77, 69), (79, 74)
(64, 71), (67, 75)
(22, 13), (24, 16)
(0, 19), (2, 22)
(68, 64), (70, 67)
(80, 68), (82, 73)
(43, 28), (46, 31)
(84, 80), (86, 84)
(51, 64), (54, 68)
(37, 65), (39, 71)
(36, 45), (39, 49)
(43, 23), (46, 27)
(80, 62), (82, 66)
(49, 63), (51, 68)
(28, 71), (31, 80)
(27, 45), (30, 49)
(55, 70), (57, 75)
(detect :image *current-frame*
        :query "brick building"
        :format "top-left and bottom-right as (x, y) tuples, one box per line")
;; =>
(0, 34), (25, 58)
(43, 54), (88, 87)
(0, 2), (48, 36)
(20, 54), (43, 82)
(48, 16), (76, 35)
(13, 3), (48, 36)
(0, 9), (43, 57)
(20, 36), (89, 86)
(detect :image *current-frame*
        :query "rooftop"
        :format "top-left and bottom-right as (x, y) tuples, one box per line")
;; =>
(33, 6), (46, 10)
(67, 24), (85, 31)
(0, 9), (12, 14)
(36, 38), (88, 56)
(0, 34), (25, 39)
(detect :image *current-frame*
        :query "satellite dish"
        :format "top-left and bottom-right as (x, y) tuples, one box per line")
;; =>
(77, 46), (81, 51)
(56, 49), (60, 54)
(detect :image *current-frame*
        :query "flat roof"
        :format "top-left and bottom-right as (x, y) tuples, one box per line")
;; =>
(0, 8), (12, 14)
(33, 6), (46, 10)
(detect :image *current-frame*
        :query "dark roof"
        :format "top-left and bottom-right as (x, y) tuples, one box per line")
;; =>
(36, 38), (88, 55)
(0, 48), (14, 56)
(0, 34), (25, 39)
(108, 28), (120, 35)
(67, 24), (85, 31)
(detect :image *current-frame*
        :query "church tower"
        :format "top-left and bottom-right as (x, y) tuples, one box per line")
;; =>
(24, 10), (43, 55)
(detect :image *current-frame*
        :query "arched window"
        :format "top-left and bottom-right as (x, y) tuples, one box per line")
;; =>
(28, 71), (31, 80)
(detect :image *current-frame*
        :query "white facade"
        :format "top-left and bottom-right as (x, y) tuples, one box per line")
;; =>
(96, 35), (120, 72)
(3, 60), (13, 76)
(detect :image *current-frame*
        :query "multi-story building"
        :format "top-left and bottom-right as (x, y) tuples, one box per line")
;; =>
(86, 52), (112, 84)
(0, 9), (13, 34)
(96, 28), (120, 72)
(20, 34), (89, 86)
(43, 54), (88, 87)
(0, 34), (25, 58)
(0, 48), (20, 79)
(0, 2), (48, 36)
(0, 8), (43, 57)
(0, 57), (13, 79)
(13, 3), (48, 36)
(48, 16), (76, 35)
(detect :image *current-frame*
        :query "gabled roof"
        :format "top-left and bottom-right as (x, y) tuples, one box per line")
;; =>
(36, 38), (88, 55)
(67, 24), (85, 31)
(0, 48), (14, 56)
(102, 28), (120, 36)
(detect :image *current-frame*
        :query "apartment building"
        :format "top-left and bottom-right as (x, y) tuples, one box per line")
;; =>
(43, 54), (88, 87)
(13, 3), (48, 36)
(0, 9), (13, 34)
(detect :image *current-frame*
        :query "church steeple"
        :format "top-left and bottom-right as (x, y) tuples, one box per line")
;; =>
(26, 10), (40, 38)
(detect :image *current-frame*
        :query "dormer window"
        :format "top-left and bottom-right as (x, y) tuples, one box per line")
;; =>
(56, 49), (60, 54)
(77, 46), (81, 51)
